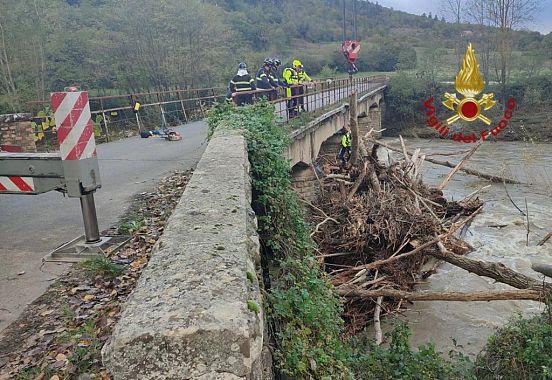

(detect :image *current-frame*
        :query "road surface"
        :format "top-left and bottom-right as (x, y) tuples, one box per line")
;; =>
(0, 121), (208, 334)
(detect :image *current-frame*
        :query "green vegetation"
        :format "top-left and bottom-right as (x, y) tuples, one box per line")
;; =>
(3, 0), (550, 116)
(209, 101), (352, 378)
(350, 321), (475, 379)
(80, 257), (124, 279)
(475, 313), (552, 379)
(117, 215), (145, 234)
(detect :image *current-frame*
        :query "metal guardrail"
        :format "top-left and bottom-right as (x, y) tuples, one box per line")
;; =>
(25, 76), (389, 146)
(231, 76), (389, 122)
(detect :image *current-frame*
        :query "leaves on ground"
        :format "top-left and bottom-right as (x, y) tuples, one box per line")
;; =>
(0, 170), (191, 379)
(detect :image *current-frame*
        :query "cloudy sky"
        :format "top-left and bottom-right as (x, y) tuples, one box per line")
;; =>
(374, 0), (552, 34)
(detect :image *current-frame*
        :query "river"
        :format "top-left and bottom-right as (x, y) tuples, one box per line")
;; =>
(380, 138), (552, 357)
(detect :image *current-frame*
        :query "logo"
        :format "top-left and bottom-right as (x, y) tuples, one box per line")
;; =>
(443, 43), (496, 125)
(423, 43), (516, 143)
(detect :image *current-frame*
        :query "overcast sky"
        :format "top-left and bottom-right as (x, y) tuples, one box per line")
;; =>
(373, 0), (552, 34)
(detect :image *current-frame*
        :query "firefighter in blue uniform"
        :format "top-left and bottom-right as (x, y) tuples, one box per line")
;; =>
(256, 58), (278, 100)
(227, 62), (256, 106)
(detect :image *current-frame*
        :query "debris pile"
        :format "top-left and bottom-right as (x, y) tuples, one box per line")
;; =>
(310, 133), (484, 334)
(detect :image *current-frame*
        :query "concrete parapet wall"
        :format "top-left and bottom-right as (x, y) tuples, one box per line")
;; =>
(102, 130), (266, 379)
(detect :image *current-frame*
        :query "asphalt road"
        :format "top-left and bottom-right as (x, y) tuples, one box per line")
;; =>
(0, 121), (208, 334)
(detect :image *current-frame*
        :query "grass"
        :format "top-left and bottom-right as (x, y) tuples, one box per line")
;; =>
(80, 257), (124, 279)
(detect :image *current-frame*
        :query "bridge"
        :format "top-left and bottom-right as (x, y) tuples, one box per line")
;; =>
(0, 76), (388, 379)
(100, 76), (387, 379)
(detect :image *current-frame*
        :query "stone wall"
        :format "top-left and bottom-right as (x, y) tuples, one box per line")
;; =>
(102, 129), (269, 379)
(0, 114), (36, 152)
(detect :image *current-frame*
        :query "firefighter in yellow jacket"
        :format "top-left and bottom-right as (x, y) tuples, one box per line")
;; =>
(283, 62), (300, 119)
(293, 60), (311, 112)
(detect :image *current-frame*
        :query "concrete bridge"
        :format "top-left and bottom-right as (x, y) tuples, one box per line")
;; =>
(288, 84), (386, 200)
(102, 77), (388, 379)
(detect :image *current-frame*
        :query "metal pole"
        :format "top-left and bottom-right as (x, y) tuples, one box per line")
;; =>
(353, 0), (357, 40)
(102, 111), (110, 142)
(342, 0), (346, 41)
(135, 113), (142, 133)
(80, 192), (101, 243)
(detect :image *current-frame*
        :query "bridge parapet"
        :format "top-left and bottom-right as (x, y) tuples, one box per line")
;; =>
(103, 129), (267, 379)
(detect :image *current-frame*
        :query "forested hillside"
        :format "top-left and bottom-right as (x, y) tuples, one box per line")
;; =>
(1, 0), (551, 113)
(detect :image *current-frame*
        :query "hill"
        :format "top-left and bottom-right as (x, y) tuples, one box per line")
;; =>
(0, 0), (551, 113)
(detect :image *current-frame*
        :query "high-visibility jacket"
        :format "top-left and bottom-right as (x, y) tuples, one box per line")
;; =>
(283, 67), (299, 97)
(341, 131), (352, 148)
(256, 67), (273, 90)
(230, 73), (255, 93)
(298, 70), (311, 83)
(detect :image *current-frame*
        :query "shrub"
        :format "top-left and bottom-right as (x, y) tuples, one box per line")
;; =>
(475, 313), (552, 379)
(349, 321), (475, 380)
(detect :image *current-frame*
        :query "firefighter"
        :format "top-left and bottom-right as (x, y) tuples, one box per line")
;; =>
(270, 58), (285, 88)
(227, 62), (256, 106)
(338, 126), (352, 166)
(283, 63), (300, 119)
(256, 58), (278, 100)
(294, 60), (312, 112)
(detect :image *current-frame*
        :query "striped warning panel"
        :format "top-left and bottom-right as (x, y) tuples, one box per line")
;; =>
(0, 176), (35, 193)
(51, 91), (97, 161)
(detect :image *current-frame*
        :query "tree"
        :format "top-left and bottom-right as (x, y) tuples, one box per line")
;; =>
(485, 0), (540, 102)
(440, 0), (463, 23)
(440, 0), (465, 62)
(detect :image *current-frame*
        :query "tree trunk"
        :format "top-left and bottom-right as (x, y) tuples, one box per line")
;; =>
(428, 249), (552, 293)
(338, 288), (545, 302)
(347, 91), (359, 169)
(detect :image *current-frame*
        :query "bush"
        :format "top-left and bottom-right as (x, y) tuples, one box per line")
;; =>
(475, 313), (552, 379)
(349, 321), (475, 380)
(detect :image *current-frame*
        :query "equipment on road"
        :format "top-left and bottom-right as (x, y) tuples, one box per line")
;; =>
(0, 89), (129, 262)
(140, 128), (182, 141)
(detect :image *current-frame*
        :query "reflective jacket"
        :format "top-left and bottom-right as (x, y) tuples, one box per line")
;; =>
(230, 72), (255, 93)
(298, 70), (311, 83)
(256, 67), (273, 90)
(341, 132), (352, 148)
(283, 67), (299, 97)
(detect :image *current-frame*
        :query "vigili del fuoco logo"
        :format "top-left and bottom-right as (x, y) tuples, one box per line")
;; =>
(423, 43), (516, 143)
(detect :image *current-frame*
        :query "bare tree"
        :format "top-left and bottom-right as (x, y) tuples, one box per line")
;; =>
(485, 0), (540, 101)
(440, 0), (464, 23)
(465, 0), (492, 83)
(440, 0), (465, 62)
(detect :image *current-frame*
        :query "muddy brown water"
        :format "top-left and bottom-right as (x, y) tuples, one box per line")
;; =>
(378, 138), (552, 357)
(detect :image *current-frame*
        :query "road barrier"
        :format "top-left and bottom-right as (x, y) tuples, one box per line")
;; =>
(0, 89), (127, 261)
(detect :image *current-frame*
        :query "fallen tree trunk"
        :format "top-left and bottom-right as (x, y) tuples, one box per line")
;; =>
(338, 288), (545, 302)
(374, 140), (523, 184)
(428, 249), (552, 292)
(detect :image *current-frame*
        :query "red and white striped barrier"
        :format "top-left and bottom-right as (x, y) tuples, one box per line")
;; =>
(0, 176), (35, 193)
(51, 91), (97, 161)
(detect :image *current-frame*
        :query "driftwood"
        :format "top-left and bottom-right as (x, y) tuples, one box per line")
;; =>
(374, 140), (523, 184)
(374, 296), (383, 345)
(538, 231), (552, 246)
(429, 246), (552, 292)
(338, 288), (544, 302)
(438, 142), (481, 190)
